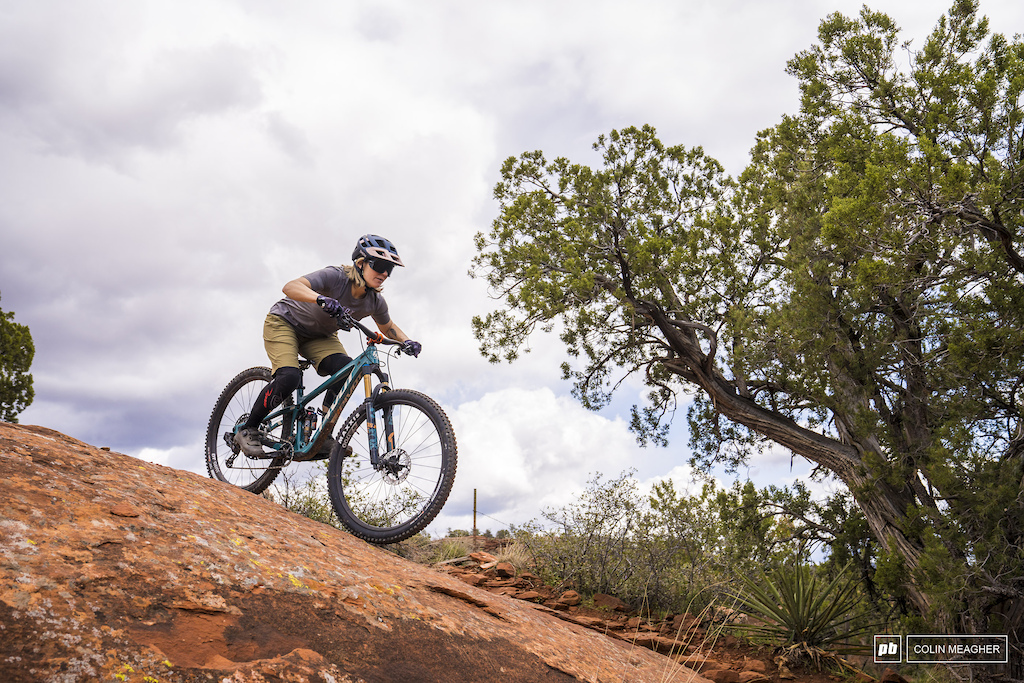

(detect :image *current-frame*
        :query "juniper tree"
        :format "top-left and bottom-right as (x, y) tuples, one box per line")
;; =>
(472, 2), (1024, 676)
(0, 293), (34, 423)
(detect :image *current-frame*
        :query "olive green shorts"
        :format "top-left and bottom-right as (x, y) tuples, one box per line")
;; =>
(263, 314), (347, 375)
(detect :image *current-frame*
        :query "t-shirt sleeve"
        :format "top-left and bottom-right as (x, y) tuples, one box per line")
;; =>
(372, 296), (391, 326)
(303, 266), (347, 298)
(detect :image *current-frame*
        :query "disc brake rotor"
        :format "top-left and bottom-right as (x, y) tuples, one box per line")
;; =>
(380, 449), (411, 484)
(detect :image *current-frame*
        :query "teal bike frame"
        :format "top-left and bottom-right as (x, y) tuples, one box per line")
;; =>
(236, 318), (401, 468)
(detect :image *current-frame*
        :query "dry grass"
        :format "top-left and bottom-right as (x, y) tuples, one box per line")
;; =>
(494, 539), (533, 570)
(429, 537), (473, 563)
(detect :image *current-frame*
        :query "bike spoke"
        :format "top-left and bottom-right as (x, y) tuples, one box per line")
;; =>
(330, 390), (456, 542)
(206, 367), (290, 493)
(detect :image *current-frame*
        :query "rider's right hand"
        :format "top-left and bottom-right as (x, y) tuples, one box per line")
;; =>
(317, 295), (344, 316)
(317, 296), (353, 330)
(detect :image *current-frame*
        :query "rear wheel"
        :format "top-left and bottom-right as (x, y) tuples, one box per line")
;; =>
(328, 389), (457, 544)
(205, 367), (292, 493)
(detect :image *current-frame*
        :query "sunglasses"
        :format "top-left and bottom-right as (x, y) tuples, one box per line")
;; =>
(365, 258), (395, 275)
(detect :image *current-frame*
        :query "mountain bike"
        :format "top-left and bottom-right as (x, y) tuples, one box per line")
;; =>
(205, 312), (457, 544)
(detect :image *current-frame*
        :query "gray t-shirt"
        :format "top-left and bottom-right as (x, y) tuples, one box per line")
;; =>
(268, 266), (390, 338)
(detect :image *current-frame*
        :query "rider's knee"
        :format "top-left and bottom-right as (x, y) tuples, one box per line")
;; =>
(317, 353), (352, 377)
(273, 366), (302, 393)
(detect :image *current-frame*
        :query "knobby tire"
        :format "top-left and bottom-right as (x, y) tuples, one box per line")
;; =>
(205, 366), (292, 494)
(328, 389), (457, 544)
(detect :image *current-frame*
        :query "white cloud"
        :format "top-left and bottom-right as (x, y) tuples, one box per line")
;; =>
(427, 386), (652, 535)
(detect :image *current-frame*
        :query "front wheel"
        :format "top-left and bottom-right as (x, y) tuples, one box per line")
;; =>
(205, 366), (291, 494)
(328, 389), (457, 544)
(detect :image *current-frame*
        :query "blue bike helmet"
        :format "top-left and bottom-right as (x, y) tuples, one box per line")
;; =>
(352, 234), (404, 267)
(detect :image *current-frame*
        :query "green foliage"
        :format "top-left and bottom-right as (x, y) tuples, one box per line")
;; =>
(521, 471), (642, 597)
(732, 564), (876, 656)
(385, 531), (433, 560)
(516, 471), (865, 615)
(472, 124), (730, 446)
(265, 468), (341, 529)
(429, 537), (471, 563)
(473, 2), (1024, 665)
(0, 293), (35, 423)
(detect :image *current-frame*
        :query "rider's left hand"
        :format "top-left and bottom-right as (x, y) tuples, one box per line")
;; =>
(401, 340), (422, 357)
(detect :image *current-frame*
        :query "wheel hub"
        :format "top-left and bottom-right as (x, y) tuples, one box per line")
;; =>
(380, 449), (411, 484)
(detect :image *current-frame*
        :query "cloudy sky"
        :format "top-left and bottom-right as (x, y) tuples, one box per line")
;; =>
(3, 0), (1022, 538)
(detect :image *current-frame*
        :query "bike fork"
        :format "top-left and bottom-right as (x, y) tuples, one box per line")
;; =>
(363, 374), (395, 469)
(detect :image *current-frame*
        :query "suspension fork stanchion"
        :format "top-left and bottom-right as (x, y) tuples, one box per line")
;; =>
(363, 372), (382, 468)
(380, 384), (396, 455)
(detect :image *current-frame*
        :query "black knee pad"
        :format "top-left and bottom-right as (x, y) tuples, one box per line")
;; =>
(317, 353), (353, 377)
(272, 366), (302, 393)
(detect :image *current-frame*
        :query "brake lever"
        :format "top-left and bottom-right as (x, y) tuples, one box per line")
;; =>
(335, 311), (355, 332)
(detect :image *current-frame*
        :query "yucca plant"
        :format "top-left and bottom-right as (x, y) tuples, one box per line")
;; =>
(731, 563), (877, 668)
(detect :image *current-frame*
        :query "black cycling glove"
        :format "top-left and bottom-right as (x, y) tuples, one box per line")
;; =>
(401, 340), (422, 357)
(317, 296), (344, 316)
(317, 296), (353, 330)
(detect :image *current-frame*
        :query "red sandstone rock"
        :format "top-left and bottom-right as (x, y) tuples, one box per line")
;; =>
(742, 657), (768, 673)
(494, 561), (516, 578)
(882, 668), (911, 683)
(470, 551), (498, 564)
(109, 501), (142, 517)
(557, 589), (582, 606)
(705, 670), (742, 683)
(0, 423), (711, 683)
(593, 593), (629, 611)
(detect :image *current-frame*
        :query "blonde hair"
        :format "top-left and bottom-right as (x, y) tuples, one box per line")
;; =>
(344, 258), (382, 292)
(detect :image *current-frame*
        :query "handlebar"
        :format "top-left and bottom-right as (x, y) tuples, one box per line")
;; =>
(333, 310), (415, 355)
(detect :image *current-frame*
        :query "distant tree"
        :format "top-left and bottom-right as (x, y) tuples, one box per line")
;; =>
(0, 293), (34, 423)
(472, 2), (1023, 675)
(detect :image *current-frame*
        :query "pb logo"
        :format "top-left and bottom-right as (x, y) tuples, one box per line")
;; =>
(874, 636), (902, 663)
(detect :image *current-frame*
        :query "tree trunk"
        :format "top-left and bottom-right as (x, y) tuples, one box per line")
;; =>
(645, 298), (1024, 680)
(651, 305), (936, 612)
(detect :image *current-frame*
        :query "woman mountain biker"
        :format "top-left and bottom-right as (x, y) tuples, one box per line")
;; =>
(234, 234), (421, 457)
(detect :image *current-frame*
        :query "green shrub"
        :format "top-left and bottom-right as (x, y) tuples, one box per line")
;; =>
(731, 563), (877, 668)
